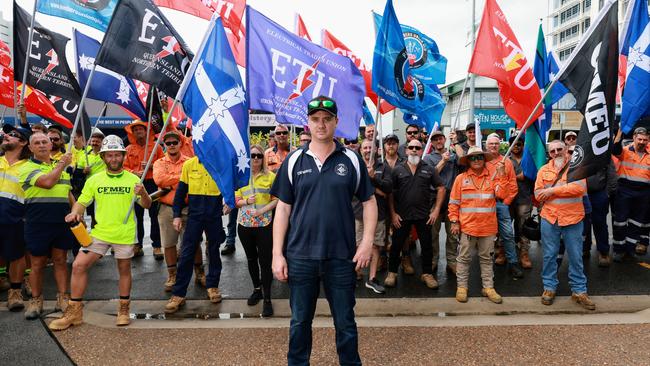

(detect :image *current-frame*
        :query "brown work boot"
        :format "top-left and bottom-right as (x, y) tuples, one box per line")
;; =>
(446, 263), (457, 276)
(7, 289), (24, 311)
(24, 295), (43, 320)
(456, 287), (468, 303)
(116, 300), (131, 326)
(571, 293), (596, 310)
(494, 246), (506, 266)
(519, 249), (532, 269)
(383, 272), (397, 287)
(420, 274), (439, 289)
(401, 256), (415, 275)
(541, 290), (556, 305)
(153, 247), (164, 261)
(164, 296), (185, 314)
(133, 245), (144, 258)
(165, 268), (177, 292)
(635, 243), (648, 255)
(598, 253), (611, 267)
(482, 288), (503, 304)
(23, 275), (32, 297)
(207, 287), (222, 304)
(55, 293), (70, 312)
(49, 300), (84, 331)
(194, 265), (207, 287)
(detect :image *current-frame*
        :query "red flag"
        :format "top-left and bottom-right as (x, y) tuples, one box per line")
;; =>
(153, 0), (213, 19)
(322, 29), (395, 114)
(468, 0), (542, 128)
(295, 14), (312, 41)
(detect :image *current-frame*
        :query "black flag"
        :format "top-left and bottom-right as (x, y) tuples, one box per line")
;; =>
(556, 0), (618, 181)
(95, 0), (193, 98)
(145, 86), (164, 133)
(13, 5), (91, 137)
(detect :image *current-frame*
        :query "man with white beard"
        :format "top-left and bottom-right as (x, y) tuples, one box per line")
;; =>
(534, 140), (594, 310)
(386, 139), (446, 289)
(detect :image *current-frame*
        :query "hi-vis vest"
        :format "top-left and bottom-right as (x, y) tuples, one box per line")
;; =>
(616, 145), (650, 185)
(0, 157), (27, 223)
(534, 161), (586, 226)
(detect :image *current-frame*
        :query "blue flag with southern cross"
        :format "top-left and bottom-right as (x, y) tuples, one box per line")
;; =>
(37, 0), (117, 32)
(178, 16), (250, 209)
(74, 29), (147, 121)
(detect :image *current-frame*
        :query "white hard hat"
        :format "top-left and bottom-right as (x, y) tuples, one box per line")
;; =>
(99, 135), (126, 153)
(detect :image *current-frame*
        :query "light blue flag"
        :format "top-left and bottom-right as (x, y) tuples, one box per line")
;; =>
(362, 101), (375, 125)
(373, 12), (447, 85)
(620, 0), (650, 134)
(178, 16), (250, 208)
(37, 0), (117, 32)
(372, 0), (417, 110)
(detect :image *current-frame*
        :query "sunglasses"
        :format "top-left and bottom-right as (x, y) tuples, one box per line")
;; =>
(467, 155), (485, 162)
(275, 131), (289, 136)
(549, 148), (564, 154)
(49, 137), (61, 142)
(406, 131), (419, 136)
(565, 136), (576, 140)
(7, 131), (24, 140)
(407, 145), (422, 151)
(308, 99), (335, 108)
(164, 140), (179, 146)
(344, 139), (358, 145)
(250, 153), (264, 159)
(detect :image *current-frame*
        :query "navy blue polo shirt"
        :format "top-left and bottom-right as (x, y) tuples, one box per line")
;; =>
(270, 141), (374, 260)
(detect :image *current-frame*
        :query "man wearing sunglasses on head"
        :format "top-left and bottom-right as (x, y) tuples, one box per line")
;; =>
(271, 96), (376, 365)
(397, 124), (421, 159)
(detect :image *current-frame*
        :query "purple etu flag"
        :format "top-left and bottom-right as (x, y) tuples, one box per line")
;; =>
(246, 7), (366, 139)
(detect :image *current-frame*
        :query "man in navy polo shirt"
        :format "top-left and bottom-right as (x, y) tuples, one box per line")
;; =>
(271, 96), (377, 366)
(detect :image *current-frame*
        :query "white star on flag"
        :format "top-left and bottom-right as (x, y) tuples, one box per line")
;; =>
(627, 23), (650, 76)
(78, 54), (94, 71)
(236, 150), (250, 173)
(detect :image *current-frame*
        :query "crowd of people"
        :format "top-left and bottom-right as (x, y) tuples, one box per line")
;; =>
(1, 96), (650, 361)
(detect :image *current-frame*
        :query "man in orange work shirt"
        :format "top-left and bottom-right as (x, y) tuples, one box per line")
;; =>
(535, 140), (594, 310)
(124, 120), (164, 259)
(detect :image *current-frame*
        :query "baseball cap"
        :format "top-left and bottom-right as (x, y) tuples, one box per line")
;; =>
(465, 124), (476, 131)
(2, 124), (32, 141)
(430, 130), (444, 138)
(565, 131), (577, 138)
(307, 96), (337, 116)
(383, 133), (399, 144)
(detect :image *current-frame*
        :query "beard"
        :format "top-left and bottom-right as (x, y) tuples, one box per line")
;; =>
(553, 156), (565, 169)
(0, 141), (16, 152)
(407, 155), (420, 165)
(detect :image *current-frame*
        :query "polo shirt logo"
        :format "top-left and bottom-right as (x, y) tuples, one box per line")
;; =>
(335, 163), (348, 176)
(297, 168), (312, 176)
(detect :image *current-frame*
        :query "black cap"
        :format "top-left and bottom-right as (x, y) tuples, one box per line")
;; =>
(465, 124), (476, 131)
(383, 133), (399, 144)
(2, 124), (32, 141)
(307, 95), (337, 116)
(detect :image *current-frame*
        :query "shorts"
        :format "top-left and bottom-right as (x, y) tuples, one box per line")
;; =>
(83, 239), (134, 259)
(24, 223), (74, 257)
(355, 219), (386, 247)
(158, 205), (187, 249)
(0, 223), (26, 261)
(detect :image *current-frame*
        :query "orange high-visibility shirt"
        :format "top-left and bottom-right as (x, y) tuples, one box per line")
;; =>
(534, 161), (586, 226)
(153, 154), (189, 206)
(486, 155), (518, 205)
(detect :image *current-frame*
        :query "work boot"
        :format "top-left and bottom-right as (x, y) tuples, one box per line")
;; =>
(541, 290), (556, 306)
(420, 274), (439, 289)
(194, 265), (207, 287)
(7, 289), (24, 311)
(25, 295), (44, 320)
(494, 246), (506, 266)
(383, 272), (397, 287)
(164, 296), (185, 314)
(598, 253), (611, 267)
(262, 300), (274, 318)
(571, 293), (596, 310)
(455, 287), (468, 303)
(165, 268), (177, 292)
(23, 275), (32, 297)
(133, 245), (144, 258)
(153, 247), (164, 261)
(401, 256), (415, 275)
(55, 293), (70, 312)
(519, 249), (532, 269)
(116, 300), (131, 326)
(481, 288), (503, 304)
(49, 300), (84, 331)
(446, 263), (457, 276)
(247, 288), (263, 306)
(220, 245), (235, 255)
(207, 287), (222, 304)
(508, 263), (524, 279)
(635, 243), (648, 255)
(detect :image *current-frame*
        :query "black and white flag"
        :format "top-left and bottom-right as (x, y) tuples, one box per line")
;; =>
(95, 0), (193, 98)
(556, 0), (618, 181)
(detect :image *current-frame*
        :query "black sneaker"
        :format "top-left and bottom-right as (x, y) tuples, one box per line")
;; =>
(247, 288), (263, 306)
(262, 300), (273, 317)
(365, 278), (386, 294)
(220, 245), (236, 255)
(508, 263), (524, 279)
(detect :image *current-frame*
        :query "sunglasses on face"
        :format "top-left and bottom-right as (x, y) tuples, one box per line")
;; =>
(406, 131), (419, 136)
(275, 131), (288, 136)
(7, 131), (24, 140)
(566, 136), (576, 140)
(308, 99), (335, 108)
(344, 140), (358, 145)
(407, 145), (422, 151)
(549, 148), (564, 154)
(164, 140), (179, 146)
(467, 155), (485, 162)
(49, 137), (60, 142)
(250, 153), (264, 159)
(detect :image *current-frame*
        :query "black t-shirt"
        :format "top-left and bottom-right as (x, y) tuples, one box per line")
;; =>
(391, 161), (444, 221)
(352, 161), (392, 221)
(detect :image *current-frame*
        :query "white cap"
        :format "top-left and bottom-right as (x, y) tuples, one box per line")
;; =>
(91, 127), (105, 137)
(99, 135), (126, 153)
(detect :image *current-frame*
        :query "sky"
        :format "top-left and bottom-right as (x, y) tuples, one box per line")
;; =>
(7, 0), (550, 86)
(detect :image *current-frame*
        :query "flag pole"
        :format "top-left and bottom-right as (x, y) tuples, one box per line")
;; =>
(67, 64), (97, 153)
(19, 0), (38, 107)
(369, 97), (382, 163)
(451, 74), (470, 131)
(0, 105), (6, 124)
(143, 88), (155, 165)
(83, 102), (107, 166)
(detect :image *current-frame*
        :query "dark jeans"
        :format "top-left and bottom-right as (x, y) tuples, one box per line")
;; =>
(225, 207), (238, 246)
(172, 216), (225, 297)
(135, 179), (161, 248)
(612, 185), (650, 254)
(287, 258), (361, 366)
(584, 189), (610, 255)
(389, 219), (434, 274)
(238, 224), (273, 300)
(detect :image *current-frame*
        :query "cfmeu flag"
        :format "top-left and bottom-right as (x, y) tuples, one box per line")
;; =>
(74, 30), (147, 121)
(556, 0), (618, 181)
(620, 0), (650, 134)
(37, 0), (117, 32)
(178, 16), (250, 209)
(468, 0), (543, 128)
(247, 7), (366, 139)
